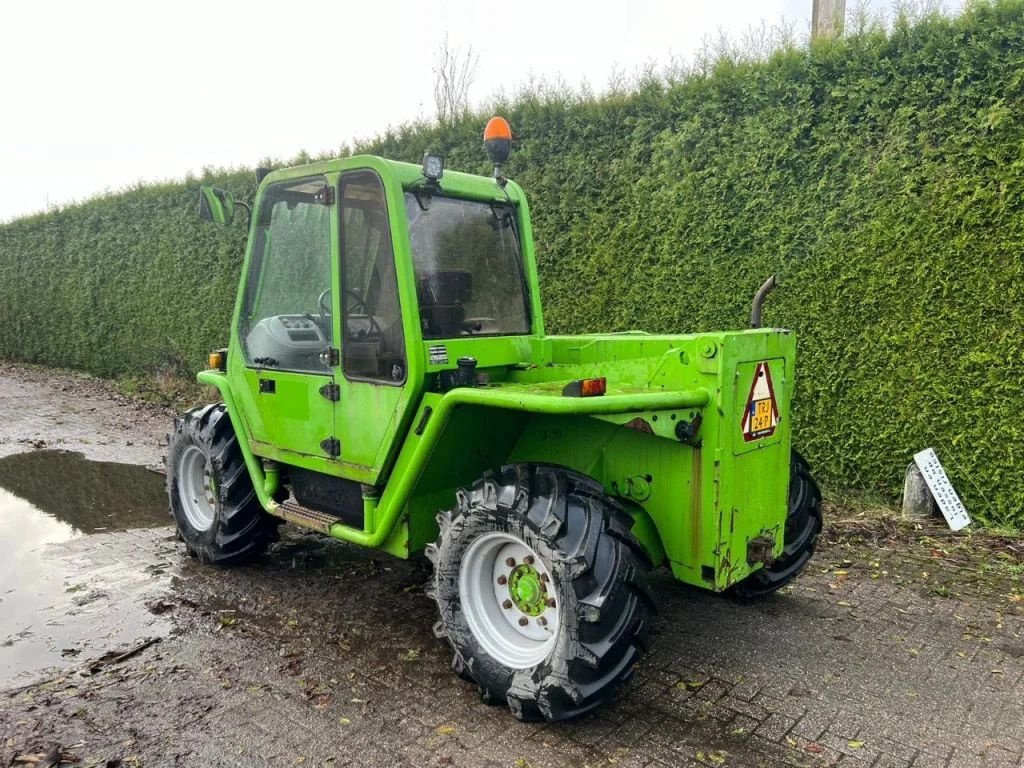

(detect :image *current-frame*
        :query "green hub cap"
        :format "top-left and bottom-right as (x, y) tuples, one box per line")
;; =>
(508, 564), (547, 616)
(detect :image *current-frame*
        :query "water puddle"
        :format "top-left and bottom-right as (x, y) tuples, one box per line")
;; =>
(0, 449), (169, 533)
(0, 450), (173, 688)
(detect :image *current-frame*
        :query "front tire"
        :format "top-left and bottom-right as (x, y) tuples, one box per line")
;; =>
(428, 464), (654, 722)
(166, 404), (276, 566)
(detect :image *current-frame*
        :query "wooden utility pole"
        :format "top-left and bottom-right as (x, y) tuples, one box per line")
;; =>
(812, 0), (846, 39)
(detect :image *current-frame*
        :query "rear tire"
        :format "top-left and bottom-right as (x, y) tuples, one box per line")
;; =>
(731, 450), (822, 599)
(166, 404), (276, 566)
(428, 464), (654, 722)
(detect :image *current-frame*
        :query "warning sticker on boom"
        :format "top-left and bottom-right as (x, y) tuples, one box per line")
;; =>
(741, 361), (779, 442)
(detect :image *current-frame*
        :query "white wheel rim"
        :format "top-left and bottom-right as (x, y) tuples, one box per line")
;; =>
(459, 532), (560, 669)
(177, 445), (216, 532)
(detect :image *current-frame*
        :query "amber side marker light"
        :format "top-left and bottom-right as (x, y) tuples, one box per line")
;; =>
(562, 377), (607, 397)
(209, 350), (226, 371)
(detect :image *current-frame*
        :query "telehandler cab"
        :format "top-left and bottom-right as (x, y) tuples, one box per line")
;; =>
(167, 116), (822, 721)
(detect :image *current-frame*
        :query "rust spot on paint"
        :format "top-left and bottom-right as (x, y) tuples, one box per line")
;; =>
(623, 417), (654, 434)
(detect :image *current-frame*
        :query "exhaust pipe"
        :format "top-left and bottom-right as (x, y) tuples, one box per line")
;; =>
(749, 274), (777, 329)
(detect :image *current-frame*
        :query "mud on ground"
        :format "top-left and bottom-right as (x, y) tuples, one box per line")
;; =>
(0, 364), (1021, 768)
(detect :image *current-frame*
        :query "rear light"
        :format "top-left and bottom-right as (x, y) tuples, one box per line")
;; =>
(562, 377), (607, 398)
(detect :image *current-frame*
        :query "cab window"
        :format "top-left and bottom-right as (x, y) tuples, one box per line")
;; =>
(340, 171), (406, 383)
(240, 177), (333, 374)
(405, 194), (530, 339)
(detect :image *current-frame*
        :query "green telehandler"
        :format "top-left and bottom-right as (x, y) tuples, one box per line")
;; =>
(167, 116), (822, 721)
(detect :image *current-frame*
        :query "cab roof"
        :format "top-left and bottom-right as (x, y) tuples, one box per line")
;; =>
(260, 155), (523, 205)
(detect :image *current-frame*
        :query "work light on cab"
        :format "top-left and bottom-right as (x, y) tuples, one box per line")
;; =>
(422, 152), (444, 182)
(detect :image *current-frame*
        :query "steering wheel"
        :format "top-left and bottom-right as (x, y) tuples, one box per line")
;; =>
(344, 288), (368, 314)
(317, 288), (332, 321)
(342, 288), (383, 338)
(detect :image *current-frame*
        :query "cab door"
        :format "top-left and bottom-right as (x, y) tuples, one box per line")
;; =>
(334, 169), (415, 485)
(234, 174), (339, 461)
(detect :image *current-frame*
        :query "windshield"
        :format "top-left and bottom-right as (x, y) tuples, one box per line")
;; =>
(404, 193), (531, 339)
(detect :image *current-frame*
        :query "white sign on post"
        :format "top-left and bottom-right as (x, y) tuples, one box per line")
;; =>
(913, 448), (972, 532)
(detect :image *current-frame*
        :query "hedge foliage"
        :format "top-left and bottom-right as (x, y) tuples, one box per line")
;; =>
(2, 2), (1023, 527)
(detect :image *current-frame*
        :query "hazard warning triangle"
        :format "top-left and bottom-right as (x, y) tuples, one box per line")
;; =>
(741, 362), (779, 442)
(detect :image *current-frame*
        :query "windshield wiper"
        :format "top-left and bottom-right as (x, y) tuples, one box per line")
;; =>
(489, 203), (516, 229)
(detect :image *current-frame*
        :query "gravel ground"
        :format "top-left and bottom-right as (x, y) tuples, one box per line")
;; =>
(0, 364), (1021, 768)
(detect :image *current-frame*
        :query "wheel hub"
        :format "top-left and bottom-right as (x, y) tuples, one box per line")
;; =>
(508, 563), (547, 615)
(177, 445), (216, 532)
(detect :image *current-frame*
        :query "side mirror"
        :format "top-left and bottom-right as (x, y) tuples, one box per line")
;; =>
(198, 186), (235, 225)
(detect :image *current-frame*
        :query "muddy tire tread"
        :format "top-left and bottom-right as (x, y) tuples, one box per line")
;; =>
(430, 464), (654, 722)
(166, 403), (275, 566)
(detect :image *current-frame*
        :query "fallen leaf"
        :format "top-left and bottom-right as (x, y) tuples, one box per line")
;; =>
(804, 743), (825, 754)
(848, 740), (864, 750)
(437, 725), (456, 735)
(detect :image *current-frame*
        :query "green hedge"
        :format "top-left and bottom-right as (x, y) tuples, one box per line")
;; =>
(2, 2), (1023, 527)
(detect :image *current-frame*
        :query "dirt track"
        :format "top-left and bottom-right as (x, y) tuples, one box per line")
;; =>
(0, 365), (1022, 768)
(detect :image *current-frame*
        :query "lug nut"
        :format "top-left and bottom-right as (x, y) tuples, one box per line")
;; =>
(505, 557), (516, 567)
(518, 617), (529, 626)
(496, 575), (507, 585)
(502, 599), (513, 609)
(537, 617), (547, 626)
(546, 598), (556, 608)
(524, 555), (534, 565)
(540, 573), (549, 583)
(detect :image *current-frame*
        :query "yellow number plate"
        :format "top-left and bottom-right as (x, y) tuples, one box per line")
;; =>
(750, 399), (772, 432)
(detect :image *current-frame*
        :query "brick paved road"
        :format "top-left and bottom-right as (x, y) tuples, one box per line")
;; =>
(0, 365), (1021, 767)
(2, 521), (1021, 768)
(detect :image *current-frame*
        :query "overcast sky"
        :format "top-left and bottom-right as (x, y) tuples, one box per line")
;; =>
(0, 0), (959, 222)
